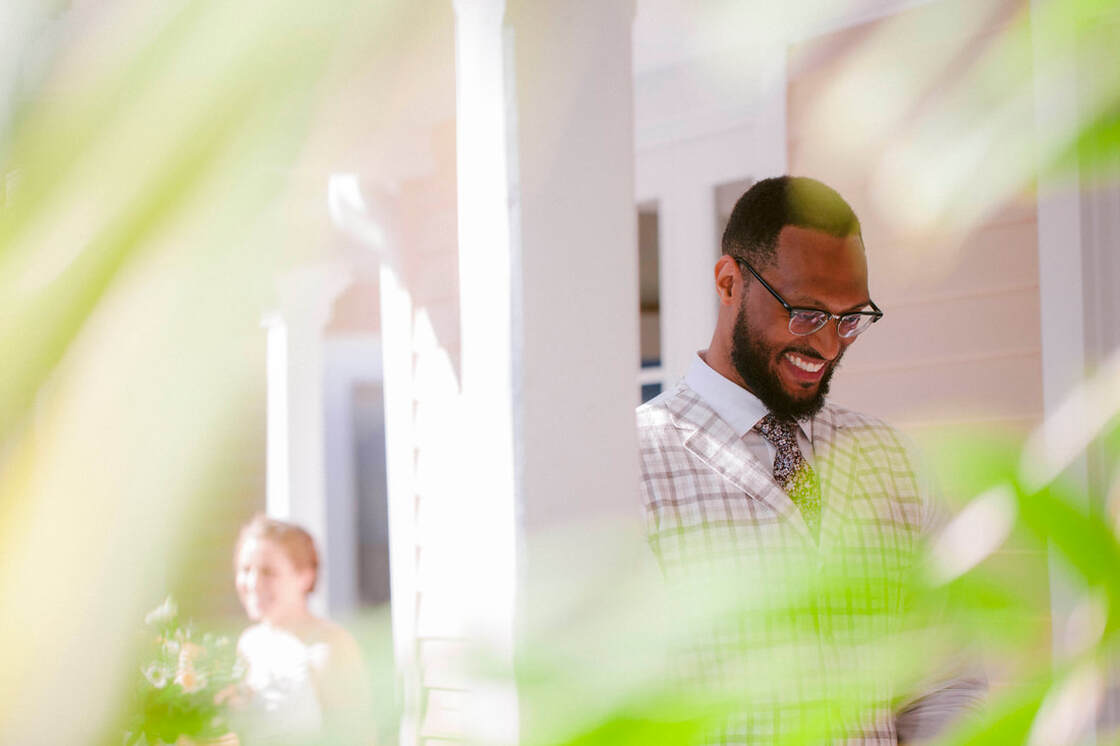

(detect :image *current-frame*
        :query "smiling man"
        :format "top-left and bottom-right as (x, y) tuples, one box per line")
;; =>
(637, 176), (983, 744)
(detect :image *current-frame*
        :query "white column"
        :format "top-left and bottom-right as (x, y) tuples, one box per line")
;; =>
(263, 312), (291, 517)
(376, 262), (422, 746)
(509, 0), (640, 533)
(452, 0), (520, 742)
(265, 262), (351, 615)
(505, 21), (647, 745)
(448, 0), (642, 741)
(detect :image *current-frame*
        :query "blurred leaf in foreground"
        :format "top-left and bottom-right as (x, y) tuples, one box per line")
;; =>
(0, 0), (386, 742)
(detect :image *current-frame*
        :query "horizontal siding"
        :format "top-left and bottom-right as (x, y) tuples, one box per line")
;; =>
(830, 350), (1043, 425)
(788, 3), (1050, 674)
(788, 0), (1043, 441)
(842, 287), (1041, 369)
(902, 413), (1039, 434)
(871, 218), (1039, 303)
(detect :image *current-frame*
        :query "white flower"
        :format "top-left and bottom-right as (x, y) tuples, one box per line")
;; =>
(175, 642), (207, 693)
(143, 663), (170, 689)
(175, 666), (207, 693)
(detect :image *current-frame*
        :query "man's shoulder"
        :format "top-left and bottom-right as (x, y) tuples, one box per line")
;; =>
(820, 402), (906, 438)
(819, 402), (921, 469)
(636, 384), (680, 422)
(635, 382), (710, 431)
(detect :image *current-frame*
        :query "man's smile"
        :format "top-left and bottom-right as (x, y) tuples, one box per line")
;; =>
(784, 351), (825, 373)
(780, 350), (830, 387)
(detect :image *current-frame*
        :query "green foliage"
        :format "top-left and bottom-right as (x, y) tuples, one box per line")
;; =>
(513, 407), (1120, 745)
(0, 0), (1117, 743)
(124, 598), (244, 746)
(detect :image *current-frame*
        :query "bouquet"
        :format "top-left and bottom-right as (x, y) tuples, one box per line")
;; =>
(124, 597), (244, 746)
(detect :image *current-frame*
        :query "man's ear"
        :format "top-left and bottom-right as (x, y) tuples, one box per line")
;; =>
(714, 255), (742, 307)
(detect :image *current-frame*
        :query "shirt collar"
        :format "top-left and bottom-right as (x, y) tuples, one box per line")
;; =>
(684, 351), (811, 440)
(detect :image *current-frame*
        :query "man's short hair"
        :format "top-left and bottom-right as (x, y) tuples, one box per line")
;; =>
(721, 176), (862, 267)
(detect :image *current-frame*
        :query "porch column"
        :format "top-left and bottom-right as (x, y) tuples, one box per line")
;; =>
(508, 0), (640, 534)
(264, 262), (351, 614)
(452, 0), (520, 742)
(504, 2), (644, 738)
(450, 0), (641, 741)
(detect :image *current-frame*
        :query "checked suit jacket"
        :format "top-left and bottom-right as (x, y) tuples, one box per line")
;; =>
(637, 381), (940, 745)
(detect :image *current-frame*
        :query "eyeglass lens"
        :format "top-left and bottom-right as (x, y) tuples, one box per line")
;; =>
(788, 311), (875, 338)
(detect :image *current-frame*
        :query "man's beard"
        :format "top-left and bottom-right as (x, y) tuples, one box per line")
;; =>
(729, 301), (839, 420)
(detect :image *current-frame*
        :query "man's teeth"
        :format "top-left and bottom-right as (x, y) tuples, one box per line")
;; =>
(785, 353), (825, 373)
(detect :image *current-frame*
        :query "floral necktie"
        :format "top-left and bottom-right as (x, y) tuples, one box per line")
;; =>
(755, 414), (821, 540)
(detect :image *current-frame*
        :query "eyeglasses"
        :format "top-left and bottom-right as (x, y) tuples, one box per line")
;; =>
(735, 257), (883, 339)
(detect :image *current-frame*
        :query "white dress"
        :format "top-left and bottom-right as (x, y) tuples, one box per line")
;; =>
(237, 624), (329, 744)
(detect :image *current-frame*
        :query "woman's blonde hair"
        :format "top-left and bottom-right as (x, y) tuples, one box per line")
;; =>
(235, 514), (320, 592)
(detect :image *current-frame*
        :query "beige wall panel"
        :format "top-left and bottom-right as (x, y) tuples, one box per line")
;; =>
(870, 216), (1039, 303)
(830, 351), (1043, 425)
(327, 278), (381, 333)
(842, 289), (1041, 370)
(789, 0), (1042, 436)
(409, 252), (460, 309)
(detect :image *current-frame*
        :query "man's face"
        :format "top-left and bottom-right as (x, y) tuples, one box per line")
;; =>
(729, 225), (870, 419)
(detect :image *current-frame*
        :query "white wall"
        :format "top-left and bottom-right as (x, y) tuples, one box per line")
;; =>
(633, 45), (787, 386)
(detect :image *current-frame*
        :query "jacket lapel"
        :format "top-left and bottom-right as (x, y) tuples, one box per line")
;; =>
(808, 405), (841, 490)
(667, 386), (807, 534)
(809, 404), (860, 548)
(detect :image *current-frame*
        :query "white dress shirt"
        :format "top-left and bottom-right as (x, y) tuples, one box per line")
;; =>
(683, 351), (815, 472)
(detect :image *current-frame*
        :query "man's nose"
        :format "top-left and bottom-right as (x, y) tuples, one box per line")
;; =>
(808, 321), (843, 360)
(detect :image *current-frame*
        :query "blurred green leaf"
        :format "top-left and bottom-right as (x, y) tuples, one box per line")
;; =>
(1015, 479), (1120, 600)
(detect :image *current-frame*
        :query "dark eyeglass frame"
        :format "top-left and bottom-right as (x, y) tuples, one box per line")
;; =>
(734, 257), (883, 339)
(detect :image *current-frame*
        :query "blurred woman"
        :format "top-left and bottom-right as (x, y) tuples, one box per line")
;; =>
(233, 514), (374, 745)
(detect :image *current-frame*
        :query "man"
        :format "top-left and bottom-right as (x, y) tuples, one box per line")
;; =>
(637, 176), (983, 744)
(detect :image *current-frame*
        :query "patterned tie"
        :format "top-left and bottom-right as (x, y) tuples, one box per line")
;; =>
(755, 414), (821, 540)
